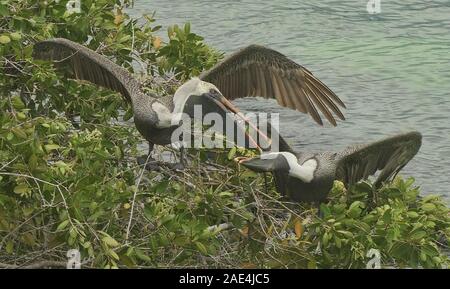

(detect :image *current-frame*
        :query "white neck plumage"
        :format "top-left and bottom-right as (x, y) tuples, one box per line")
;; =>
(170, 77), (217, 125)
(262, 152), (318, 183)
(288, 158), (317, 183)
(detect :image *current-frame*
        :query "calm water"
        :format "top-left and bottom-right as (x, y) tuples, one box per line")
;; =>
(130, 0), (450, 199)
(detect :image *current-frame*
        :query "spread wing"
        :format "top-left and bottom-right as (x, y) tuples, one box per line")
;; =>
(199, 45), (346, 126)
(335, 131), (422, 188)
(33, 38), (141, 102)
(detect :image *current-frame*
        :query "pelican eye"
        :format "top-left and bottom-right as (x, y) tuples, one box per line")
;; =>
(209, 88), (220, 96)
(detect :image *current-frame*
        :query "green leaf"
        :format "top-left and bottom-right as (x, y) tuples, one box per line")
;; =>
(410, 230), (426, 240)
(159, 214), (175, 226)
(407, 211), (419, 218)
(184, 22), (191, 34)
(69, 227), (77, 239)
(337, 230), (354, 238)
(9, 32), (21, 41)
(422, 243), (439, 257)
(16, 112), (26, 120)
(119, 35), (131, 43)
(44, 144), (60, 152)
(421, 203), (436, 212)
(195, 241), (208, 255)
(6, 241), (14, 254)
(348, 201), (364, 218)
(11, 127), (27, 139)
(0, 35), (10, 44)
(0, 4), (9, 16)
(135, 248), (152, 262)
(227, 146), (237, 160)
(102, 236), (120, 247)
(320, 203), (331, 218)
(349, 201), (364, 211)
(108, 249), (120, 260)
(11, 96), (25, 109)
(6, 132), (14, 141)
(56, 220), (69, 231)
(14, 184), (29, 195)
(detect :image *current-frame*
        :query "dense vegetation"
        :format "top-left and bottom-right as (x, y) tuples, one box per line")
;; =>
(0, 0), (449, 268)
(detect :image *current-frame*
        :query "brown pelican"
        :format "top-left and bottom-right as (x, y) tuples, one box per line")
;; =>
(33, 38), (346, 168)
(236, 132), (422, 203)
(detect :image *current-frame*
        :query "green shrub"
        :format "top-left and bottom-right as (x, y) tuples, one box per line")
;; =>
(157, 23), (223, 81)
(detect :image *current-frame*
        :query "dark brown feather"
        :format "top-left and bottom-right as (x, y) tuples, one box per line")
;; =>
(199, 44), (346, 126)
(33, 38), (142, 103)
(304, 81), (337, 126)
(336, 132), (422, 188)
(305, 76), (345, 120)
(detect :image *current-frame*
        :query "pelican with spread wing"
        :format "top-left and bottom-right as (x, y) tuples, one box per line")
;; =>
(33, 38), (346, 168)
(237, 132), (422, 203)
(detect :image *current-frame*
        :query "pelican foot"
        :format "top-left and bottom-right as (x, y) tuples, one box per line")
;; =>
(168, 162), (185, 171)
(315, 202), (325, 218)
(317, 208), (324, 219)
(136, 155), (186, 171)
(136, 156), (161, 171)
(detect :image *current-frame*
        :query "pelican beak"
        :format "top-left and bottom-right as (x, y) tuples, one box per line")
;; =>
(234, 156), (277, 172)
(212, 94), (271, 152)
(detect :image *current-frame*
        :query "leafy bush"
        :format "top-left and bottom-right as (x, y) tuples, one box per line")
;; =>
(1, 0), (158, 123)
(157, 23), (223, 81)
(308, 178), (449, 268)
(0, 0), (449, 268)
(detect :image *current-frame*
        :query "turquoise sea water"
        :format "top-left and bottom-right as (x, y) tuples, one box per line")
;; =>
(130, 0), (450, 199)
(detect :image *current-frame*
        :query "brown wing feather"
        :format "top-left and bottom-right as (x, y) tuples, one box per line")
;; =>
(200, 44), (345, 126)
(33, 38), (142, 103)
(335, 132), (422, 188)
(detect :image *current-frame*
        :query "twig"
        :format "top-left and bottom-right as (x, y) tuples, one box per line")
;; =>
(206, 223), (234, 233)
(0, 156), (18, 170)
(0, 208), (47, 251)
(125, 154), (151, 242)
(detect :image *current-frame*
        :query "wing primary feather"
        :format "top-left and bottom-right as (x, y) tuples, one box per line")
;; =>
(263, 70), (273, 99)
(198, 44), (346, 125)
(280, 78), (297, 109)
(305, 76), (345, 120)
(230, 72), (236, 98)
(274, 73), (294, 109)
(299, 85), (323, 126)
(33, 38), (141, 104)
(245, 68), (254, 97)
(304, 81), (337, 126)
(240, 68), (248, 98)
(253, 65), (262, 97)
(257, 67), (267, 97)
(271, 72), (286, 106)
(236, 70), (242, 98)
(283, 79), (307, 113)
(336, 132), (422, 187)
(304, 70), (346, 108)
(289, 78), (309, 113)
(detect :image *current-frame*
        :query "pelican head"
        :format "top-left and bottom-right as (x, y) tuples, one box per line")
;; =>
(173, 77), (240, 117)
(236, 152), (318, 183)
(173, 78), (268, 150)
